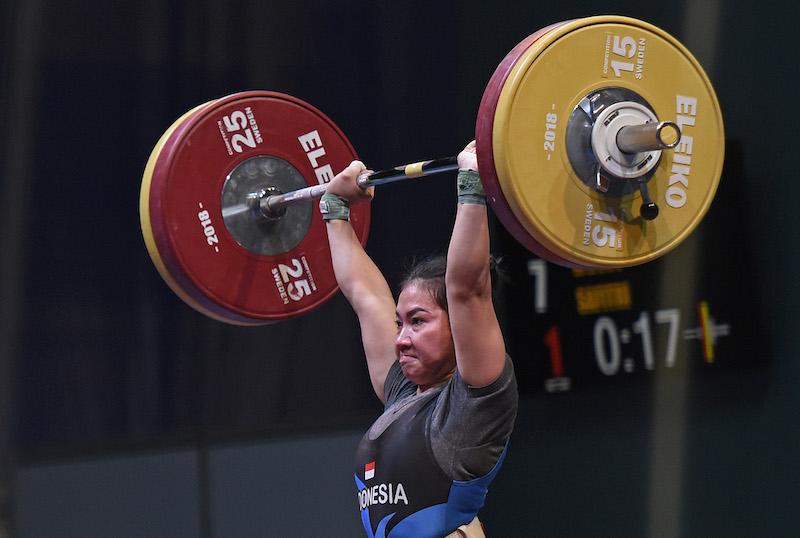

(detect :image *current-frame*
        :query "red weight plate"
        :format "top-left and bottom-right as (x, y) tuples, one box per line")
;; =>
(140, 99), (263, 325)
(147, 91), (369, 324)
(476, 21), (591, 268)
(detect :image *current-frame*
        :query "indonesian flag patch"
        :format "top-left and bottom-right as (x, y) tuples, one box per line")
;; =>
(364, 461), (375, 480)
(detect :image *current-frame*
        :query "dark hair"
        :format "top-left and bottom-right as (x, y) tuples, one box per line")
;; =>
(399, 254), (506, 312)
(399, 255), (448, 312)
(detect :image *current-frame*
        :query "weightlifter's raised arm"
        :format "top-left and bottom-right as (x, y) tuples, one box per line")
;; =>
(446, 141), (506, 388)
(323, 161), (397, 402)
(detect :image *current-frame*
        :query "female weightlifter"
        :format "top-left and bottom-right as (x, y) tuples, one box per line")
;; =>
(322, 141), (518, 538)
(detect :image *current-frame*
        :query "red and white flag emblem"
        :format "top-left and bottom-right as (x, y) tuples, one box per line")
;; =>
(364, 461), (375, 480)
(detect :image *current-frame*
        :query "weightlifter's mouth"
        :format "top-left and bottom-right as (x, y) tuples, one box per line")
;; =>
(398, 355), (418, 365)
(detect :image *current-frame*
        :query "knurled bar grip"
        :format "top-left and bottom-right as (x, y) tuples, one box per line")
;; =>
(261, 156), (459, 218)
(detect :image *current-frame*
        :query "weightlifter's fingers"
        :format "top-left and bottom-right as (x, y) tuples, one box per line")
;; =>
(327, 160), (374, 202)
(457, 140), (479, 173)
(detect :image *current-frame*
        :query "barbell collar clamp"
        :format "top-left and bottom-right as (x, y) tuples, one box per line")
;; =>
(638, 180), (660, 221)
(252, 186), (286, 221)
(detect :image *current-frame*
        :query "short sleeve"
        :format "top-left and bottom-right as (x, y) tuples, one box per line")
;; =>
(429, 355), (518, 480)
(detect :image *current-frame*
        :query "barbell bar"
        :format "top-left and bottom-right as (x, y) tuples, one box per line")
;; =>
(258, 118), (681, 221)
(140, 15), (724, 325)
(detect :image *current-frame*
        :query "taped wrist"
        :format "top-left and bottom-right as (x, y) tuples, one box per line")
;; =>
(319, 192), (350, 221)
(457, 169), (486, 205)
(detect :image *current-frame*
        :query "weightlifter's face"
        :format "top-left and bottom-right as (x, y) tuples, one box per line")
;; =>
(395, 281), (456, 390)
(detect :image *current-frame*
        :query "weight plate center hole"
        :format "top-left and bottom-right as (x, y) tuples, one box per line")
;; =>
(221, 155), (313, 256)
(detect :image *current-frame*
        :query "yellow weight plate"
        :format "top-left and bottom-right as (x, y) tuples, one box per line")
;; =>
(492, 16), (724, 267)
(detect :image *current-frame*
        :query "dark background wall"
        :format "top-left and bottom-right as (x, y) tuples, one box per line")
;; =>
(1, 0), (798, 536)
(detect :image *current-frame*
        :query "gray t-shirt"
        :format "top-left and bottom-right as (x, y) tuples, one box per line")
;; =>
(379, 355), (518, 481)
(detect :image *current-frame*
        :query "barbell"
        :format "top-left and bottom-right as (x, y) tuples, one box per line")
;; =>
(140, 15), (724, 325)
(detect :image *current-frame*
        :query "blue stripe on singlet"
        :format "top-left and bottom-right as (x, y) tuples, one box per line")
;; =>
(354, 444), (509, 537)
